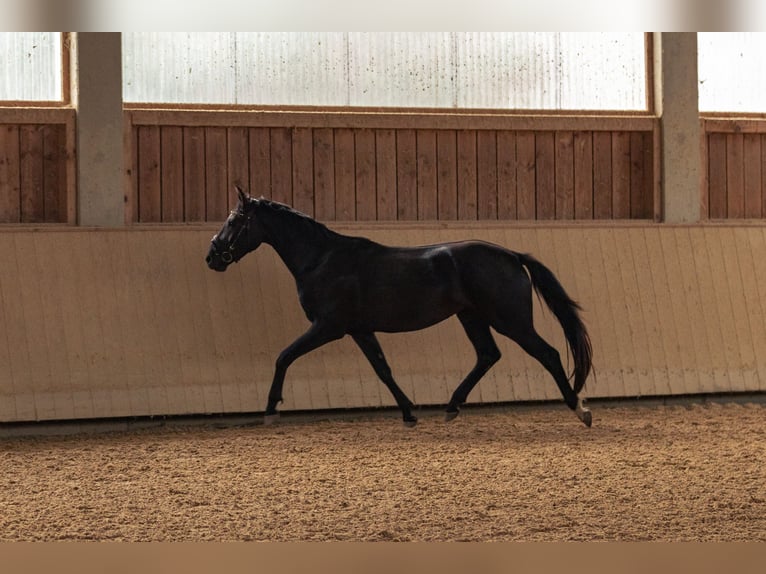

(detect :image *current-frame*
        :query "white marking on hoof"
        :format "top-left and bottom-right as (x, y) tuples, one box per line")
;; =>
(263, 413), (280, 426)
(575, 399), (592, 428)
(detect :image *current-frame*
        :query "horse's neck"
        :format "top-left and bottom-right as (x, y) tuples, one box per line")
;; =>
(259, 206), (333, 279)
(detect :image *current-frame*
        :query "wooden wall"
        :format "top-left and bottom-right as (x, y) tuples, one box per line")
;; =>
(127, 110), (658, 224)
(0, 109), (75, 224)
(1, 223), (764, 423)
(703, 118), (766, 219)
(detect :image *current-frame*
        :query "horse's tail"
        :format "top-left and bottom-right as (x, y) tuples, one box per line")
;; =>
(516, 252), (592, 394)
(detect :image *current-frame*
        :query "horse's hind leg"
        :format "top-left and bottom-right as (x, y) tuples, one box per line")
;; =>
(352, 332), (418, 427)
(445, 311), (501, 421)
(506, 327), (591, 427)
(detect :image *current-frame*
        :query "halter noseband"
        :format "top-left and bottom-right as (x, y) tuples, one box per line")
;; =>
(210, 209), (251, 263)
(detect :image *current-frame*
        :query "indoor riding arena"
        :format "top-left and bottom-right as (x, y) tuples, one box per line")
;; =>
(0, 33), (764, 543)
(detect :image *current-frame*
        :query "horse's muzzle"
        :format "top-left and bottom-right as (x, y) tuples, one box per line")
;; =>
(205, 248), (230, 272)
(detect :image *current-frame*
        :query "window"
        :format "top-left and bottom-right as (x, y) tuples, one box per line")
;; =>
(698, 32), (766, 113)
(123, 32), (647, 111)
(0, 32), (63, 102)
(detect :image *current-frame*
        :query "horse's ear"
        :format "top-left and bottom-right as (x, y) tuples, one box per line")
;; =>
(235, 185), (250, 205)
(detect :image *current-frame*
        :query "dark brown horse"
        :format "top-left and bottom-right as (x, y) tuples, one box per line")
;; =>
(206, 186), (593, 427)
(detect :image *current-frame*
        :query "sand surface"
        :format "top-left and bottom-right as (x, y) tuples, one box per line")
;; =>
(0, 401), (764, 541)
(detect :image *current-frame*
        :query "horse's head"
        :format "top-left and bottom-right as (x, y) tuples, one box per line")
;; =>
(206, 185), (265, 272)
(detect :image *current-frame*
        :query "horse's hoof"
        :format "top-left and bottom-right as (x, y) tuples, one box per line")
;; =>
(445, 410), (459, 423)
(575, 398), (592, 428)
(403, 417), (418, 428)
(264, 413), (280, 426)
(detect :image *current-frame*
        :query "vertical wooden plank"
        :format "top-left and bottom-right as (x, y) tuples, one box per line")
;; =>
(137, 125), (161, 223)
(573, 131), (594, 220)
(0, 125), (21, 223)
(14, 235), (53, 418)
(699, 122), (710, 221)
(720, 228), (759, 392)
(705, 227), (743, 391)
(674, 228), (715, 393)
(563, 228), (599, 396)
(598, 229), (636, 396)
(44, 234), (95, 419)
(183, 127), (206, 222)
(743, 133), (762, 218)
(19, 125), (45, 223)
(611, 131), (631, 219)
(354, 129), (377, 221)
(630, 132), (652, 218)
(270, 127), (293, 206)
(42, 124), (66, 223)
(334, 128), (356, 220)
(707, 133), (727, 219)
(0, 238), (34, 419)
(395, 129), (417, 221)
(64, 112), (76, 224)
(742, 228), (766, 390)
(161, 233), (205, 414)
(726, 133), (744, 218)
(103, 233), (154, 415)
(592, 131), (612, 219)
(313, 128), (335, 221)
(762, 135), (766, 218)
(554, 131), (574, 220)
(516, 132), (536, 219)
(291, 127), (315, 216)
(626, 228), (671, 397)
(692, 228), (733, 392)
(457, 130), (477, 220)
(160, 126), (184, 222)
(227, 127), (250, 210)
(656, 227), (710, 394)
(91, 233), (145, 418)
(375, 129), (397, 220)
(535, 131), (555, 220)
(124, 114), (137, 224)
(205, 127), (228, 222)
(434, 130), (454, 220)
(497, 131), (517, 220)
(477, 130), (498, 220)
(248, 127), (271, 199)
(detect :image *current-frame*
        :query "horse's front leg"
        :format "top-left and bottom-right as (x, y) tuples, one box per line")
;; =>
(264, 321), (344, 424)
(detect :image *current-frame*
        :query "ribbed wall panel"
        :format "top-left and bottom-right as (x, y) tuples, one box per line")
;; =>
(699, 32), (766, 113)
(0, 224), (764, 423)
(122, 32), (646, 110)
(0, 33), (61, 101)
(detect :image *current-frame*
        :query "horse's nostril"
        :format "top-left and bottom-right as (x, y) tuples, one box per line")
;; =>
(205, 255), (212, 264)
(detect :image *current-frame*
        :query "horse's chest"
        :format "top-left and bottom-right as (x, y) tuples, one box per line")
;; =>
(296, 276), (358, 321)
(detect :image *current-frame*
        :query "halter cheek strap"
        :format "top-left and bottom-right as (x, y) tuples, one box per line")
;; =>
(210, 210), (251, 263)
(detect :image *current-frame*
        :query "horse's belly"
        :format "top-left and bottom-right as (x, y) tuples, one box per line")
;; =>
(365, 293), (462, 333)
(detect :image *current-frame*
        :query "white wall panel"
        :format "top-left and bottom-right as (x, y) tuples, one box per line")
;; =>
(0, 32), (61, 101)
(347, 32), (455, 108)
(122, 32), (647, 111)
(234, 32), (348, 106)
(699, 32), (766, 113)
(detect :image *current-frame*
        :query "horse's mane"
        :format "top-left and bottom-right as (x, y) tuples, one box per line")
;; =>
(252, 198), (342, 244)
